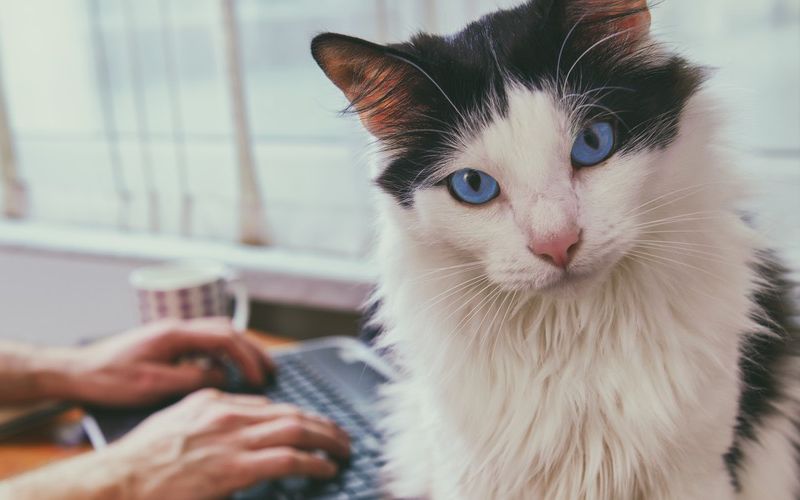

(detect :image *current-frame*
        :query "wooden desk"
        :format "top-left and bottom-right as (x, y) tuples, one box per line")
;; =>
(0, 331), (294, 481)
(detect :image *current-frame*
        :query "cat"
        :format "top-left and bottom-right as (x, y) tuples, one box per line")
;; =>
(311, 1), (800, 498)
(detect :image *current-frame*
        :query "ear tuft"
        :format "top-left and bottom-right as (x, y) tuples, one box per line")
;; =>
(311, 33), (428, 139)
(565, 0), (651, 45)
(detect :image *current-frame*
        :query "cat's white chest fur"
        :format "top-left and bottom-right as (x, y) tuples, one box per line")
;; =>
(377, 230), (753, 500)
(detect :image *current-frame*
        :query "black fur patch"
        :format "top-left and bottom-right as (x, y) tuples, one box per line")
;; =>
(359, 298), (384, 345)
(313, 0), (704, 206)
(724, 254), (800, 490)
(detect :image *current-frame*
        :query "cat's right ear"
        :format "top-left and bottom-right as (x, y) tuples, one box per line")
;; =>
(311, 33), (430, 140)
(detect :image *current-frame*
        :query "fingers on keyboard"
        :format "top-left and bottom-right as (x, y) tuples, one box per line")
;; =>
(243, 416), (350, 459)
(242, 447), (339, 480)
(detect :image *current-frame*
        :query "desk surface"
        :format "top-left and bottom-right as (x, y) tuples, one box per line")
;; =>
(0, 331), (295, 481)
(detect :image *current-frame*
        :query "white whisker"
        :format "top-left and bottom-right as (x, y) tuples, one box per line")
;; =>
(639, 230), (711, 235)
(635, 239), (722, 250)
(471, 286), (506, 355)
(387, 54), (469, 126)
(628, 210), (725, 227)
(632, 216), (728, 230)
(571, 103), (630, 129)
(623, 181), (737, 219)
(556, 16), (585, 91)
(627, 249), (726, 282)
(410, 262), (485, 282)
(562, 29), (631, 97)
(417, 274), (490, 316)
(561, 86), (635, 102)
(634, 242), (738, 266)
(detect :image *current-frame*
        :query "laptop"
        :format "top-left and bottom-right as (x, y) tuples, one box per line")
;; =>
(82, 336), (395, 500)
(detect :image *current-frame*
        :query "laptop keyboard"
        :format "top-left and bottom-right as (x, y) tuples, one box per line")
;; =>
(233, 352), (386, 500)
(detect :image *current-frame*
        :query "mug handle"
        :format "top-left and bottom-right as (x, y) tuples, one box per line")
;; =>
(226, 274), (250, 333)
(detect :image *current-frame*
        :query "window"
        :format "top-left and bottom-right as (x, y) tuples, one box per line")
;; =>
(654, 0), (800, 260)
(0, 0), (797, 265)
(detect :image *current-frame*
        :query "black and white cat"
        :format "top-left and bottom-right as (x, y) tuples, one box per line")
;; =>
(312, 1), (799, 498)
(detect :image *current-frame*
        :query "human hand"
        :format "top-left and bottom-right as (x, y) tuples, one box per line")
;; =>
(0, 389), (350, 500)
(50, 318), (274, 406)
(109, 389), (350, 499)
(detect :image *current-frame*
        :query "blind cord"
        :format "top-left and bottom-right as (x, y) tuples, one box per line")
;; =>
(221, 0), (268, 246)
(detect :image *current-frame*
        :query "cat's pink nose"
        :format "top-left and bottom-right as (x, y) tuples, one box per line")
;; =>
(529, 229), (582, 269)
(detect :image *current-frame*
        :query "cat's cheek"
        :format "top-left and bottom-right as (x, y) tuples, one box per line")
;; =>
(411, 190), (512, 257)
(571, 154), (655, 260)
(408, 191), (478, 248)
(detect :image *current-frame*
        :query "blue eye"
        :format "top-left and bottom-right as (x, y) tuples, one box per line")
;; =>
(571, 121), (616, 167)
(447, 169), (500, 205)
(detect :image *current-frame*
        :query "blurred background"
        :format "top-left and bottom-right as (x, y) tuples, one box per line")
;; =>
(0, 0), (797, 345)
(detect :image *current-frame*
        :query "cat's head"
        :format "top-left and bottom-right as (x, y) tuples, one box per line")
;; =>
(312, 0), (706, 293)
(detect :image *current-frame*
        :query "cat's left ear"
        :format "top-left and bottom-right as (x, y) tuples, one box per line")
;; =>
(562, 0), (651, 45)
(311, 33), (434, 140)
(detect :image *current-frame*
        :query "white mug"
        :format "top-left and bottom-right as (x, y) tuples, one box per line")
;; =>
(130, 260), (250, 332)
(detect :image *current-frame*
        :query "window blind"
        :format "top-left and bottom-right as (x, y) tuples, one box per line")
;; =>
(0, 46), (25, 220)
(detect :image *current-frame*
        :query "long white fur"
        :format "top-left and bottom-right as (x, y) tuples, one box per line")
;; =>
(368, 84), (799, 499)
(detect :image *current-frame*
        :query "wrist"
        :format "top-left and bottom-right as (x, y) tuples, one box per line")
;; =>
(1, 447), (134, 500)
(0, 342), (86, 403)
(30, 346), (82, 400)
(83, 447), (137, 500)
